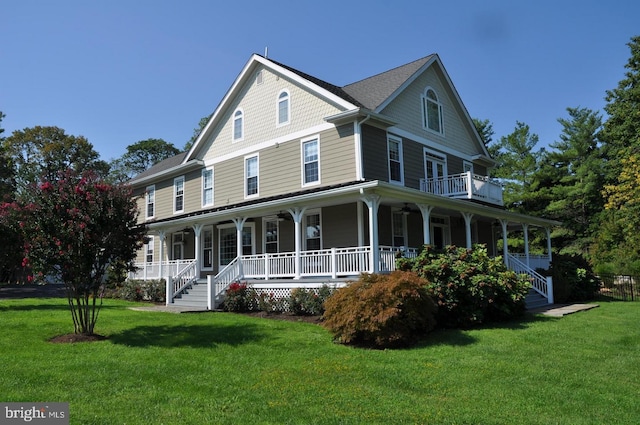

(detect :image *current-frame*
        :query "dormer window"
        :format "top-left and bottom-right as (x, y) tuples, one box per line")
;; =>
(422, 88), (443, 134)
(233, 108), (244, 141)
(277, 90), (290, 126)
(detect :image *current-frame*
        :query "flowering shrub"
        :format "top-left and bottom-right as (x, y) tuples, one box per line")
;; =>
(398, 244), (530, 328)
(113, 279), (166, 303)
(289, 285), (333, 316)
(223, 281), (250, 312)
(322, 271), (437, 348)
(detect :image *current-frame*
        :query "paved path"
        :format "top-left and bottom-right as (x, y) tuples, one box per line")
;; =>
(529, 303), (599, 317)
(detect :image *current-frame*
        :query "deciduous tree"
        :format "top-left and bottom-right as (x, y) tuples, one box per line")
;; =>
(110, 138), (180, 182)
(0, 170), (147, 335)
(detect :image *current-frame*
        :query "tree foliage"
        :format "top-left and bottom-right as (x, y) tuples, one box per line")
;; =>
(110, 138), (180, 182)
(184, 114), (212, 152)
(0, 170), (147, 335)
(2, 126), (108, 194)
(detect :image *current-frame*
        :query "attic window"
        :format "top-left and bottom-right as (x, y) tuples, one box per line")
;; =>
(422, 87), (444, 134)
(233, 108), (244, 141)
(256, 70), (263, 85)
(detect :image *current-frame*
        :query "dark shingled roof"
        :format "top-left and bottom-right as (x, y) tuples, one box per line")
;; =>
(342, 55), (434, 111)
(129, 152), (188, 183)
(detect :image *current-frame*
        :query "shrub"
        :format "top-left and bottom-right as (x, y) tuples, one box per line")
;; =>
(549, 254), (599, 303)
(114, 279), (165, 303)
(399, 244), (530, 328)
(322, 271), (437, 348)
(253, 290), (286, 313)
(223, 281), (250, 312)
(289, 285), (334, 316)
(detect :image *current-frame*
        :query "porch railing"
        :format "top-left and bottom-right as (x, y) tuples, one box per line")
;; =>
(128, 259), (194, 281)
(508, 254), (551, 271)
(420, 172), (503, 206)
(507, 253), (553, 304)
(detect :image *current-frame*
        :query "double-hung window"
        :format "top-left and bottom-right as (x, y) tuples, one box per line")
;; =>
(277, 90), (290, 126)
(145, 185), (155, 219)
(422, 87), (444, 134)
(174, 176), (184, 213)
(305, 211), (321, 250)
(145, 236), (154, 263)
(202, 168), (213, 207)
(388, 136), (403, 184)
(245, 155), (258, 197)
(302, 137), (319, 186)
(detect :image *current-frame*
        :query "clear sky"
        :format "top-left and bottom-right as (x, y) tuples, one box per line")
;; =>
(2, 0), (638, 161)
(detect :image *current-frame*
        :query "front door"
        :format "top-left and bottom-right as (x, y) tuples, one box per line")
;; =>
(430, 217), (450, 249)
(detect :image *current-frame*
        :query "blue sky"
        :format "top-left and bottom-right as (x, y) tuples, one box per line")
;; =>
(2, 0), (638, 161)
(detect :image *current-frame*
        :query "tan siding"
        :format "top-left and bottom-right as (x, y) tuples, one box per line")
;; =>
(362, 125), (388, 181)
(381, 66), (483, 157)
(201, 65), (344, 164)
(214, 156), (245, 206)
(183, 169), (202, 213)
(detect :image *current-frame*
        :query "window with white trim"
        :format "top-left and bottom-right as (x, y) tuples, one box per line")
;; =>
(463, 160), (474, 174)
(145, 236), (154, 263)
(233, 108), (244, 141)
(277, 90), (290, 126)
(302, 137), (319, 186)
(202, 168), (213, 207)
(305, 211), (322, 250)
(422, 87), (443, 134)
(245, 155), (259, 197)
(388, 136), (403, 184)
(174, 176), (184, 213)
(392, 211), (407, 247)
(202, 227), (213, 269)
(218, 223), (255, 266)
(264, 219), (279, 254)
(145, 185), (155, 219)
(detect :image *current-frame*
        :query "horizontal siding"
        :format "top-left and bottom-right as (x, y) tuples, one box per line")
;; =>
(381, 65), (482, 157)
(362, 125), (388, 181)
(322, 204), (359, 248)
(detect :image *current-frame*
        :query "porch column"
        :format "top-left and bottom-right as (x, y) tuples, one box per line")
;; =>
(499, 219), (509, 266)
(362, 194), (381, 273)
(158, 230), (168, 305)
(232, 217), (247, 277)
(461, 212), (474, 249)
(417, 204), (434, 245)
(522, 223), (530, 268)
(288, 207), (306, 279)
(192, 224), (203, 277)
(545, 227), (553, 264)
(357, 201), (364, 247)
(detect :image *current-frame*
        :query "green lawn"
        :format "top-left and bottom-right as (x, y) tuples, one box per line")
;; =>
(0, 298), (638, 425)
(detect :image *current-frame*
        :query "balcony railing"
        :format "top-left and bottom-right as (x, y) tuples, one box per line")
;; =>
(420, 172), (503, 206)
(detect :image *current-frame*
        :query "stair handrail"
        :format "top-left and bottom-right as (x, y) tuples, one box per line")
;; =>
(208, 257), (242, 309)
(170, 259), (197, 300)
(506, 254), (551, 303)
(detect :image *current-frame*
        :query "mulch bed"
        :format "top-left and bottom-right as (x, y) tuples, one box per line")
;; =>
(49, 334), (108, 344)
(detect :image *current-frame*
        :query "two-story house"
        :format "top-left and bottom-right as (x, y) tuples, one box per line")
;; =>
(129, 53), (559, 309)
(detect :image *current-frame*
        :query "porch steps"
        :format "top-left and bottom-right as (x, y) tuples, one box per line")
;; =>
(525, 289), (550, 310)
(171, 280), (208, 309)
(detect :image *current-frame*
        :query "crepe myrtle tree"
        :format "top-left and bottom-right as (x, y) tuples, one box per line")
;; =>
(0, 169), (147, 335)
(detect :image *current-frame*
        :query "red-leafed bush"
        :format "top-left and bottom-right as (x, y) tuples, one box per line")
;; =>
(322, 271), (437, 348)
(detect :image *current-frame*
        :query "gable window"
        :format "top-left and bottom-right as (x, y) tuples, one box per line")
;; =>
(145, 185), (155, 219)
(277, 90), (290, 126)
(245, 155), (259, 197)
(174, 176), (185, 213)
(233, 108), (244, 141)
(388, 136), (403, 184)
(202, 168), (213, 207)
(422, 87), (443, 134)
(145, 236), (154, 263)
(302, 137), (320, 186)
(305, 211), (322, 250)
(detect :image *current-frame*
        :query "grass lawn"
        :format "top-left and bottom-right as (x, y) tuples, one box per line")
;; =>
(0, 297), (638, 424)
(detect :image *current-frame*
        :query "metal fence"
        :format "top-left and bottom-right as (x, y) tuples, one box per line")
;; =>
(598, 274), (640, 301)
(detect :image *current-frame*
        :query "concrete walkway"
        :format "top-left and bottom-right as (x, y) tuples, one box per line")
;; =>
(128, 305), (209, 313)
(529, 303), (599, 317)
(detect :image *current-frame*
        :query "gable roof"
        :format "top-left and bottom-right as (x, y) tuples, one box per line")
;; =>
(129, 152), (189, 185)
(342, 55), (435, 111)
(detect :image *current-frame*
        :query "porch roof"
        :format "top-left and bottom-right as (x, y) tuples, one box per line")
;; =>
(142, 179), (561, 230)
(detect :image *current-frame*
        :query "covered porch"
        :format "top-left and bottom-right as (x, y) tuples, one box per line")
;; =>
(131, 180), (559, 308)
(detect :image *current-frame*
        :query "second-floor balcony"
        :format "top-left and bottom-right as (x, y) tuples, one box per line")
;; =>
(420, 172), (503, 206)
